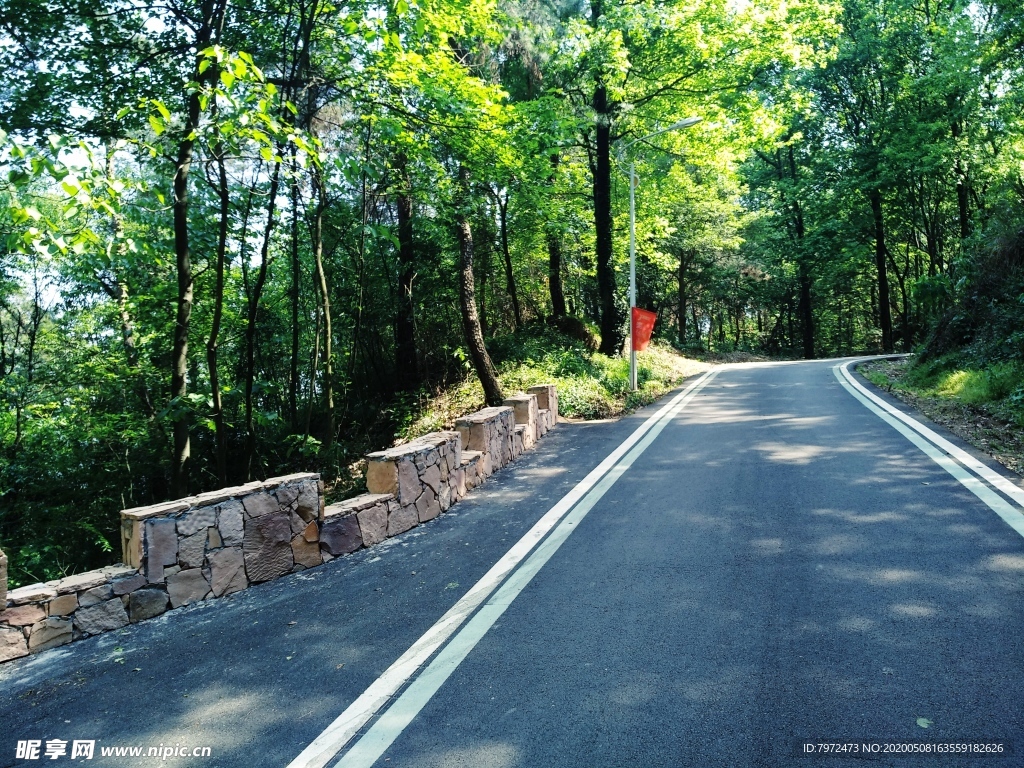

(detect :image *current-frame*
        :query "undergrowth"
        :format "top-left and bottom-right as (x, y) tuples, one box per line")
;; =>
(861, 354), (1024, 426)
(397, 324), (711, 442)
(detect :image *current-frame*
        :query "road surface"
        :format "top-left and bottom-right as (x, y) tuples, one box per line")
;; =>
(2, 358), (1023, 767)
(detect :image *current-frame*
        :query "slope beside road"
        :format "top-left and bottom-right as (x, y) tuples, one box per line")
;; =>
(2, 358), (1023, 767)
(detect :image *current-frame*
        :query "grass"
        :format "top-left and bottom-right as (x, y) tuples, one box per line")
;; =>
(863, 355), (1024, 422)
(398, 325), (712, 442)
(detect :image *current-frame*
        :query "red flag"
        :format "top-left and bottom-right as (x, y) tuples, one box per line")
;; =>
(631, 307), (657, 352)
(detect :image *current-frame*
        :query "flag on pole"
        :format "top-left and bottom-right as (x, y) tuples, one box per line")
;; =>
(631, 307), (657, 352)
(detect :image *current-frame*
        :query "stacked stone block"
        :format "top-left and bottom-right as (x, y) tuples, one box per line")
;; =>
(528, 384), (558, 435)
(0, 473), (322, 663)
(1, 384), (561, 665)
(455, 406), (515, 477)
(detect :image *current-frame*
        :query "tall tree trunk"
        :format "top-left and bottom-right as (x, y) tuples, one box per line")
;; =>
(677, 251), (689, 346)
(289, 147), (300, 430)
(170, 0), (219, 496)
(456, 166), (504, 406)
(207, 141), (230, 487)
(798, 264), (814, 359)
(496, 192), (522, 329)
(312, 166), (334, 451)
(869, 188), (894, 353)
(394, 154), (419, 392)
(244, 158), (282, 479)
(547, 157), (567, 318)
(592, 83), (620, 355)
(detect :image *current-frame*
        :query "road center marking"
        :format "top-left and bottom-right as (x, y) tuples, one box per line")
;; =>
(288, 369), (719, 768)
(834, 361), (1024, 539)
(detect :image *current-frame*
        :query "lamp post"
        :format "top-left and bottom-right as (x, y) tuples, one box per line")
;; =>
(620, 117), (702, 391)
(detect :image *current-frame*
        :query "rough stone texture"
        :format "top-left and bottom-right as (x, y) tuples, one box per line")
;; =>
(178, 529), (208, 569)
(285, 511), (304, 536)
(111, 572), (147, 596)
(0, 549), (7, 607)
(73, 598), (129, 635)
(528, 384), (558, 423)
(208, 527), (222, 549)
(456, 406), (514, 476)
(296, 482), (322, 522)
(291, 535), (323, 568)
(396, 459), (421, 505)
(166, 569), (211, 608)
(206, 547), (247, 597)
(7, 584), (57, 605)
(0, 625), (29, 662)
(242, 512), (293, 583)
(366, 459), (398, 496)
(421, 464), (442, 495)
(129, 588), (169, 622)
(320, 514), (363, 557)
(242, 491), (278, 519)
(55, 570), (109, 595)
(415, 491), (441, 523)
(537, 408), (550, 436)
(357, 504), (389, 547)
(78, 584), (113, 608)
(144, 518), (179, 583)
(0, 604), (45, 627)
(302, 520), (319, 543)
(452, 467), (467, 501)
(47, 593), (79, 616)
(276, 483), (300, 508)
(504, 393), (539, 447)
(387, 504), (419, 537)
(512, 425), (525, 459)
(177, 505), (216, 536)
(218, 500), (245, 547)
(27, 617), (72, 652)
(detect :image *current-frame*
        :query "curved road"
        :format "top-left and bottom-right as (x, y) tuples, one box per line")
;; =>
(2, 358), (1023, 767)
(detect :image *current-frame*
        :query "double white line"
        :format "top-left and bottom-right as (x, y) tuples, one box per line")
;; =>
(288, 369), (720, 768)
(834, 359), (1024, 539)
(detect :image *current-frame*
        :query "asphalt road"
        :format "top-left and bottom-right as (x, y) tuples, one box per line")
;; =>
(2, 358), (1024, 767)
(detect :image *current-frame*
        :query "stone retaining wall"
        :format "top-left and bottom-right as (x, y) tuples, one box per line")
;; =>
(0, 386), (558, 664)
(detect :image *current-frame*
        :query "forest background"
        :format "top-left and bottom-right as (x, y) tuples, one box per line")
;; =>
(1, 0), (1022, 587)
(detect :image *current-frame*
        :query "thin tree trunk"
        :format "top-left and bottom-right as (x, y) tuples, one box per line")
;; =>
(289, 146), (300, 430)
(394, 154), (419, 392)
(170, 0), (219, 496)
(592, 81), (620, 355)
(244, 158), (282, 479)
(677, 251), (689, 346)
(207, 140), (229, 487)
(497, 191), (522, 329)
(869, 188), (894, 353)
(456, 166), (503, 406)
(546, 154), (567, 318)
(312, 165), (334, 451)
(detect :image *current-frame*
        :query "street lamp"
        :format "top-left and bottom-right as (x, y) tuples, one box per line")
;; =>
(619, 117), (702, 391)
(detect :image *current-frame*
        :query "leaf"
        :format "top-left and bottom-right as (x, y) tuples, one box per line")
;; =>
(220, 69), (236, 89)
(148, 115), (165, 136)
(153, 100), (170, 120)
(916, 718), (933, 729)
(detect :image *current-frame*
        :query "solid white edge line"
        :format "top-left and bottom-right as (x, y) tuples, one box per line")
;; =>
(838, 360), (1024, 510)
(287, 369), (719, 768)
(833, 363), (1024, 539)
(333, 369), (719, 768)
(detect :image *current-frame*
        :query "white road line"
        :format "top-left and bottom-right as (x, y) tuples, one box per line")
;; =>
(838, 360), (1024, 510)
(834, 362), (1024, 539)
(287, 369), (719, 768)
